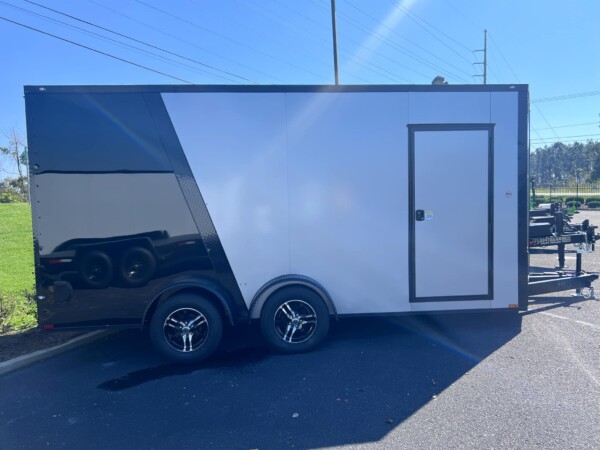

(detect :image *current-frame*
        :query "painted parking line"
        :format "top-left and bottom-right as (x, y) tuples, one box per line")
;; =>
(539, 311), (600, 330)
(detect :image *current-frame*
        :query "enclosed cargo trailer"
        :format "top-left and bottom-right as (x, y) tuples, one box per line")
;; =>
(25, 84), (529, 362)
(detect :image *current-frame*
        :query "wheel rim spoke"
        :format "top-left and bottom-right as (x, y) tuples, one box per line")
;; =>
(188, 315), (206, 328)
(187, 332), (193, 352)
(298, 314), (315, 320)
(283, 323), (292, 341)
(286, 325), (298, 343)
(182, 332), (188, 352)
(282, 303), (295, 320)
(165, 321), (179, 329)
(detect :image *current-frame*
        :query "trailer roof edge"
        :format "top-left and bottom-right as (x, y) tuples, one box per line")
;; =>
(24, 84), (528, 95)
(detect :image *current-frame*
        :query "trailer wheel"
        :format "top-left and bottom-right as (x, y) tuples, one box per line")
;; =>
(79, 251), (113, 289)
(150, 294), (223, 364)
(119, 247), (156, 287)
(260, 287), (330, 353)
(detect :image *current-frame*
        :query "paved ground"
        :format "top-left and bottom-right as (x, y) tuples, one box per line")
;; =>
(1, 213), (600, 449)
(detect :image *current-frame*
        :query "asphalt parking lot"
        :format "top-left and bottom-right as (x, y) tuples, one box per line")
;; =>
(1, 215), (600, 449)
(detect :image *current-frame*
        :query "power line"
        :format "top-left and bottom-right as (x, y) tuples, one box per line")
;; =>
(315, 1), (468, 82)
(344, 0), (474, 79)
(271, 0), (330, 31)
(309, 0), (446, 81)
(487, 32), (520, 83)
(234, 0), (329, 47)
(536, 121), (599, 131)
(533, 106), (560, 140)
(386, 0), (473, 53)
(486, 50), (508, 84)
(332, 10), (438, 80)
(1, 1), (245, 83)
(88, 0), (284, 83)
(439, 0), (482, 31)
(532, 90), (600, 104)
(232, 0), (410, 84)
(485, 32), (559, 138)
(0, 15), (193, 83)
(228, 0), (396, 83)
(531, 133), (600, 142)
(266, 0), (418, 83)
(134, 0), (331, 82)
(187, 0), (334, 72)
(384, 0), (475, 66)
(23, 0), (256, 83)
(531, 138), (600, 147)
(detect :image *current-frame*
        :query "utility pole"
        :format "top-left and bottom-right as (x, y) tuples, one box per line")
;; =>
(473, 29), (487, 84)
(331, 0), (339, 85)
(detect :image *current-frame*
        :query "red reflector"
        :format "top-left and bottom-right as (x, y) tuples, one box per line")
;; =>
(43, 324), (55, 330)
(48, 258), (72, 264)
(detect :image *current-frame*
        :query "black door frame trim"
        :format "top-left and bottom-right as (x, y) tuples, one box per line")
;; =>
(408, 123), (495, 303)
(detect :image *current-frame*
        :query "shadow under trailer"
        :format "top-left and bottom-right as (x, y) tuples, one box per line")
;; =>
(24, 84), (597, 363)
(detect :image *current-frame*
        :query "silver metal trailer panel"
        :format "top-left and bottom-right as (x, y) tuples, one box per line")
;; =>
(25, 84), (529, 362)
(162, 89), (524, 314)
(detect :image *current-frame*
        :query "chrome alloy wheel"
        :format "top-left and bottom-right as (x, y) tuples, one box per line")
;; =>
(273, 300), (317, 344)
(163, 307), (209, 352)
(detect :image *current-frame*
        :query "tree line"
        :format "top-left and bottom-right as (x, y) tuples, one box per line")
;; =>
(530, 140), (600, 186)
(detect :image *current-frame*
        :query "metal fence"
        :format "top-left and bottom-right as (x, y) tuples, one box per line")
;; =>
(532, 184), (600, 201)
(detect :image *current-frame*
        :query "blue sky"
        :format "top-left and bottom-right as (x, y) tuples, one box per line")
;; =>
(1, 0), (599, 173)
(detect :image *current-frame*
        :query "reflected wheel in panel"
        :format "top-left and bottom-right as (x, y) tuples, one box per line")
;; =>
(79, 251), (113, 289)
(119, 247), (156, 287)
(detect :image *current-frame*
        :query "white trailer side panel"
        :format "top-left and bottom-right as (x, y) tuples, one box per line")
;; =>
(285, 93), (409, 314)
(162, 93), (290, 303)
(164, 92), (410, 313)
(164, 89), (522, 314)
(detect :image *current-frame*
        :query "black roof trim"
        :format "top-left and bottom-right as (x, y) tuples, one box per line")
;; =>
(24, 84), (528, 95)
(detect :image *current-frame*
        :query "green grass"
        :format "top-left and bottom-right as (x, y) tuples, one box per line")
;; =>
(0, 203), (36, 332)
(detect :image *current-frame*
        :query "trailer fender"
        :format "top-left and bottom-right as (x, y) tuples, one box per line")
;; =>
(143, 280), (236, 327)
(249, 275), (337, 320)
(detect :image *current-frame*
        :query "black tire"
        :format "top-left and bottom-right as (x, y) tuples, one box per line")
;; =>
(119, 247), (156, 287)
(260, 286), (330, 353)
(79, 251), (113, 289)
(150, 294), (223, 364)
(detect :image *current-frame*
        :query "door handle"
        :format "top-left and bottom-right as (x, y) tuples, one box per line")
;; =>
(416, 210), (425, 221)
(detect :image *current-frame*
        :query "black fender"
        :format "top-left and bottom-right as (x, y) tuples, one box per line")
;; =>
(249, 274), (337, 320)
(143, 279), (238, 326)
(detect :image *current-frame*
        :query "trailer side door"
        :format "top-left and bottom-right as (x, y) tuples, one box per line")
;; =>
(409, 124), (493, 303)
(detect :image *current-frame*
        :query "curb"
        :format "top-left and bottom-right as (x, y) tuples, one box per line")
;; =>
(0, 330), (115, 376)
